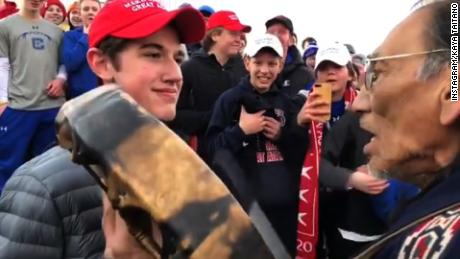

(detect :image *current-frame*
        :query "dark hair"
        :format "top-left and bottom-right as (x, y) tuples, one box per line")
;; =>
(292, 32), (298, 45)
(301, 36), (317, 49)
(416, 0), (452, 80)
(97, 36), (134, 71)
(344, 43), (356, 55)
(67, 14), (77, 30)
(201, 27), (223, 53)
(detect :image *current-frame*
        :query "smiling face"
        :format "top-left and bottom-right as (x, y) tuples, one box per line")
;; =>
(44, 4), (64, 25)
(305, 56), (316, 70)
(80, 0), (100, 28)
(244, 49), (282, 93)
(88, 27), (185, 121)
(211, 28), (243, 57)
(352, 8), (458, 187)
(69, 9), (82, 27)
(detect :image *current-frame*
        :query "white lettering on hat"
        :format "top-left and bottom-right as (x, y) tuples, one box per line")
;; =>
(132, 1), (154, 11)
(228, 14), (239, 21)
(255, 37), (275, 46)
(320, 47), (340, 55)
(123, 0), (163, 11)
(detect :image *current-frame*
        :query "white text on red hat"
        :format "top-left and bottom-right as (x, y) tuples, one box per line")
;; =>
(123, 0), (163, 12)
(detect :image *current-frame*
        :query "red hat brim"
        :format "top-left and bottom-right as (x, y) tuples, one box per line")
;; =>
(222, 23), (251, 33)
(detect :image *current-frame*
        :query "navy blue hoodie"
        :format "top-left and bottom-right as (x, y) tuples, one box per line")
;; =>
(206, 76), (308, 255)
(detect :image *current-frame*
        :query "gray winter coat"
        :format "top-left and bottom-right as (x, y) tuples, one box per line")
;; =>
(0, 146), (104, 259)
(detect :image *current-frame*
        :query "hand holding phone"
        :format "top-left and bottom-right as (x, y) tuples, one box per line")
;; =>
(312, 83), (332, 122)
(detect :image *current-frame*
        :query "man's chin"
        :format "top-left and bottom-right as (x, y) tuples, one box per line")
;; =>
(369, 156), (442, 188)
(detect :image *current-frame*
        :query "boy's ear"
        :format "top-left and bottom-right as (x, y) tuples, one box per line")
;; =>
(87, 48), (115, 83)
(278, 57), (284, 70)
(288, 34), (295, 47)
(243, 55), (251, 72)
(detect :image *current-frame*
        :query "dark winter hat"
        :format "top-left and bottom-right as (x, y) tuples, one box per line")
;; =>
(265, 15), (294, 34)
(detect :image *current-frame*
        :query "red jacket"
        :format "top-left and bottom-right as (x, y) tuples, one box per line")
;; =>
(0, 1), (18, 19)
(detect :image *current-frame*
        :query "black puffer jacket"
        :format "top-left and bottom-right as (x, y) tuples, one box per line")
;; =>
(0, 146), (104, 259)
(276, 46), (315, 97)
(169, 50), (247, 162)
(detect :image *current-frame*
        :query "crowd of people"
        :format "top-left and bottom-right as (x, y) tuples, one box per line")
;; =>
(0, 0), (457, 258)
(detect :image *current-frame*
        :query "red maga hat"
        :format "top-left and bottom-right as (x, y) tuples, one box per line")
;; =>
(89, 0), (206, 48)
(207, 10), (251, 32)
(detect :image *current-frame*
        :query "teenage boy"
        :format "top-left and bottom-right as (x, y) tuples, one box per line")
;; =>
(265, 15), (314, 97)
(0, 0), (65, 190)
(0, 1), (206, 258)
(169, 10), (250, 163)
(206, 34), (308, 256)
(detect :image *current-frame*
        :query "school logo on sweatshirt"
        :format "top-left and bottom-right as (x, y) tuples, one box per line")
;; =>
(400, 206), (460, 259)
(256, 141), (284, 163)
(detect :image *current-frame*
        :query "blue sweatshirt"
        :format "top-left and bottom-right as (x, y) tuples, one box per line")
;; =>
(206, 77), (309, 255)
(59, 27), (98, 99)
(371, 179), (420, 222)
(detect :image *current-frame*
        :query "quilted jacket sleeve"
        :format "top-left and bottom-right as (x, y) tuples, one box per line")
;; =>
(0, 161), (64, 258)
(0, 146), (104, 259)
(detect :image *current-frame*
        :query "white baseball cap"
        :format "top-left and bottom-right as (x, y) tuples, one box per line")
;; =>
(315, 42), (351, 70)
(244, 34), (284, 58)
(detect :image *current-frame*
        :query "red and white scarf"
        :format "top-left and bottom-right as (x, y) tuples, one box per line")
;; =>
(296, 88), (357, 259)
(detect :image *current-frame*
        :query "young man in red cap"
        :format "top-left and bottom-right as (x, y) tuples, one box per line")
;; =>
(265, 15), (314, 97)
(169, 10), (250, 164)
(41, 0), (66, 26)
(0, 1), (206, 258)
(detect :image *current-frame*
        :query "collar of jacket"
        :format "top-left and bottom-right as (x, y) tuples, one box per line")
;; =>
(281, 46), (307, 78)
(389, 166), (460, 232)
(193, 49), (242, 69)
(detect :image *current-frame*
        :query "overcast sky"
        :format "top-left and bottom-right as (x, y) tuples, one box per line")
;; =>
(56, 0), (418, 55)
(160, 0), (417, 55)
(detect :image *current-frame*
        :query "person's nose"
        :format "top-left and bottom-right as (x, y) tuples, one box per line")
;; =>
(351, 87), (371, 113)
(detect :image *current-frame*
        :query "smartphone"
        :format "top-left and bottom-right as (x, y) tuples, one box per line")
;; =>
(312, 83), (332, 122)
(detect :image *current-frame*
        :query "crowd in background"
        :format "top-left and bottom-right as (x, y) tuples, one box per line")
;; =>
(0, 0), (455, 258)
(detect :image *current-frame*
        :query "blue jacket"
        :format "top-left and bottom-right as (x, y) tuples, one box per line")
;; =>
(60, 27), (98, 99)
(371, 179), (420, 222)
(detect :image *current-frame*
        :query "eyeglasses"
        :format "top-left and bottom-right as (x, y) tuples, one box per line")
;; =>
(364, 48), (449, 90)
